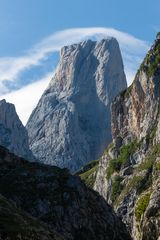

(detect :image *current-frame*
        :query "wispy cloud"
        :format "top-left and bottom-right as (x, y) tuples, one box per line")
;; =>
(0, 27), (149, 89)
(0, 27), (150, 124)
(0, 72), (52, 124)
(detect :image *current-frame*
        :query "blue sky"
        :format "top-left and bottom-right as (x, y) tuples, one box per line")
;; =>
(0, 0), (159, 56)
(0, 0), (159, 123)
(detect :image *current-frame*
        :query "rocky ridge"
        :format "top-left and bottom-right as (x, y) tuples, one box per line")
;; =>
(26, 38), (127, 172)
(0, 145), (131, 240)
(91, 33), (160, 240)
(0, 99), (34, 160)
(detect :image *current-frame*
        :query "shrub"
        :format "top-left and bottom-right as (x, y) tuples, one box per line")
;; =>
(115, 167), (152, 207)
(138, 158), (153, 172)
(106, 159), (121, 179)
(155, 162), (160, 171)
(135, 193), (151, 221)
(106, 140), (139, 179)
(118, 142), (134, 165)
(136, 170), (152, 195)
(120, 84), (132, 98)
(79, 164), (98, 188)
(156, 32), (160, 39)
(76, 159), (99, 175)
(111, 175), (124, 203)
(146, 126), (157, 144)
(146, 40), (160, 77)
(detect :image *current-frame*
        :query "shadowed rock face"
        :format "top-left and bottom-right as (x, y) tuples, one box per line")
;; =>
(0, 145), (131, 240)
(26, 38), (127, 172)
(93, 34), (160, 240)
(0, 194), (65, 240)
(0, 99), (34, 160)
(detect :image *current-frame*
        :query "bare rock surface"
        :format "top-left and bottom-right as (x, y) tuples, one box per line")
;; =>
(0, 99), (34, 160)
(89, 34), (160, 240)
(26, 38), (127, 172)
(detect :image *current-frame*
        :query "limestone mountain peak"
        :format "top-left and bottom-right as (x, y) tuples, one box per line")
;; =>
(27, 38), (127, 172)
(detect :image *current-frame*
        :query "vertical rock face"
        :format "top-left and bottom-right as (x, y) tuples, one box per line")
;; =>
(26, 38), (127, 172)
(0, 99), (34, 160)
(94, 33), (160, 239)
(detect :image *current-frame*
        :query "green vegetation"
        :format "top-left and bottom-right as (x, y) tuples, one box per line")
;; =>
(135, 159), (153, 194)
(76, 159), (99, 175)
(79, 161), (99, 188)
(117, 141), (137, 165)
(145, 38), (160, 77)
(151, 144), (160, 172)
(137, 158), (153, 172)
(115, 143), (160, 206)
(116, 168), (152, 207)
(120, 84), (133, 98)
(124, 175), (144, 194)
(106, 140), (139, 179)
(155, 162), (160, 171)
(115, 175), (144, 207)
(146, 126), (157, 144)
(103, 142), (115, 155)
(132, 33), (160, 80)
(119, 144), (156, 199)
(111, 175), (124, 203)
(157, 32), (160, 39)
(106, 158), (120, 179)
(150, 143), (160, 157)
(142, 143), (160, 172)
(150, 126), (157, 141)
(136, 172), (152, 195)
(135, 193), (151, 221)
(108, 142), (114, 149)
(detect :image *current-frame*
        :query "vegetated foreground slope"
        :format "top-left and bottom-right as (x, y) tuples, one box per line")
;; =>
(0, 145), (131, 240)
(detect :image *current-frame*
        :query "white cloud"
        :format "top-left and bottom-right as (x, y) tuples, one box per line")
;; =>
(36, 28), (149, 84)
(0, 27), (150, 124)
(0, 72), (52, 124)
(0, 27), (149, 88)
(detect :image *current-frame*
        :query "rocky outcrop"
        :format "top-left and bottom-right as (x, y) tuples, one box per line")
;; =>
(0, 145), (131, 240)
(26, 38), (127, 172)
(93, 33), (160, 239)
(0, 99), (34, 160)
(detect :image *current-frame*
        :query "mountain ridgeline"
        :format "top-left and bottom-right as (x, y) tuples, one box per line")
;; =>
(78, 33), (160, 240)
(26, 38), (127, 172)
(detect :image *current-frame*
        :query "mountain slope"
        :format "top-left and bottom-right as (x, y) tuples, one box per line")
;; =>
(93, 33), (160, 240)
(0, 194), (64, 240)
(0, 99), (34, 160)
(0, 145), (131, 240)
(26, 38), (127, 172)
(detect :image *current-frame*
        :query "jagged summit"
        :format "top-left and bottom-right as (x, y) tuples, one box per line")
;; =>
(47, 37), (123, 103)
(26, 38), (127, 172)
(0, 99), (34, 160)
(61, 37), (118, 55)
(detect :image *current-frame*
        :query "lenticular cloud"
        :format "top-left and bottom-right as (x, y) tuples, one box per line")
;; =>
(0, 27), (150, 124)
